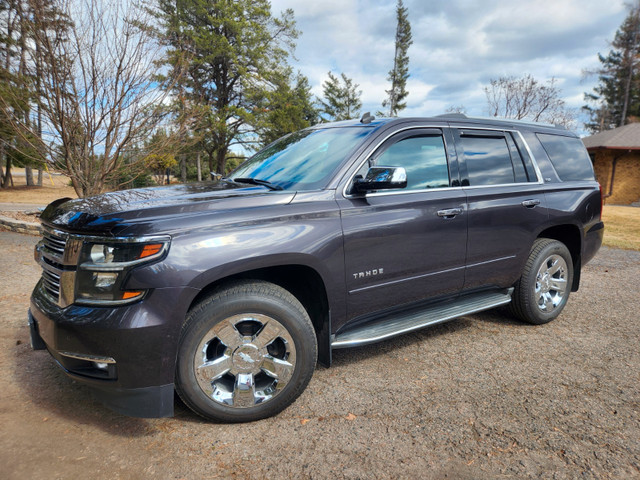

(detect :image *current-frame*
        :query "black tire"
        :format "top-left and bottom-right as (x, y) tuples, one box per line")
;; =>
(176, 280), (317, 422)
(510, 238), (573, 325)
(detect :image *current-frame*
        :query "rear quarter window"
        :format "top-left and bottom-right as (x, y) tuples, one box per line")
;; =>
(536, 133), (594, 181)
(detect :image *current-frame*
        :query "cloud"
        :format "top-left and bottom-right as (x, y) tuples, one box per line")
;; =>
(271, 0), (629, 125)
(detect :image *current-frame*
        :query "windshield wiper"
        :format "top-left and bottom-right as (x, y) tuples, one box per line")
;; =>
(232, 177), (283, 191)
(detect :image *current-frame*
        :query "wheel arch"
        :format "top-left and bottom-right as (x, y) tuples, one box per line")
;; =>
(537, 224), (582, 291)
(187, 263), (333, 367)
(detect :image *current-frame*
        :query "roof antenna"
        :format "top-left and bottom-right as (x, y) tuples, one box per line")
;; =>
(360, 112), (375, 124)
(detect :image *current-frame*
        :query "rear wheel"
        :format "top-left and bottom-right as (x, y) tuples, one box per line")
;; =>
(510, 238), (573, 325)
(176, 280), (317, 422)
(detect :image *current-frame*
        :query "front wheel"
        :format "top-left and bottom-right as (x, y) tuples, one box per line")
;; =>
(176, 280), (317, 422)
(510, 238), (573, 325)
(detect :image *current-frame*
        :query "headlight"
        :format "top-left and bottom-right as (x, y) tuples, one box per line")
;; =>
(75, 238), (169, 305)
(80, 241), (167, 270)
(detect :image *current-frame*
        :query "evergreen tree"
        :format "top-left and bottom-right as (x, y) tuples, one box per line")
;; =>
(583, 1), (640, 132)
(156, 0), (299, 174)
(320, 71), (362, 121)
(255, 69), (319, 146)
(0, 0), (54, 188)
(382, 0), (412, 117)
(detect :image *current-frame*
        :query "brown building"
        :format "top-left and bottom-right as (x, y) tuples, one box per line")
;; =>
(582, 124), (640, 205)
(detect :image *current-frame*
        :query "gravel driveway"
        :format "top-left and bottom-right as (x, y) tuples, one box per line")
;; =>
(1, 230), (639, 479)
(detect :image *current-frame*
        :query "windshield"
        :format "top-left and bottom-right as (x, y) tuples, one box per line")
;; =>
(230, 126), (374, 190)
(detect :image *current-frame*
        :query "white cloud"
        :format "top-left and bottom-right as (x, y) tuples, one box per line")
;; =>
(271, 0), (629, 126)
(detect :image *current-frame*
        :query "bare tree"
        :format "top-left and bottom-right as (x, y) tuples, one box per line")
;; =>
(445, 104), (467, 115)
(485, 74), (575, 128)
(2, 0), (182, 197)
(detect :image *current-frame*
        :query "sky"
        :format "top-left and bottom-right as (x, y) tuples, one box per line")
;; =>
(270, 0), (629, 133)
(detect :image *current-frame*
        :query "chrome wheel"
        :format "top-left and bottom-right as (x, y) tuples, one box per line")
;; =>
(534, 254), (568, 313)
(193, 313), (296, 408)
(510, 238), (573, 325)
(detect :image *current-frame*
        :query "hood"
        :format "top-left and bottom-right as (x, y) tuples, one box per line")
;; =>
(40, 182), (296, 236)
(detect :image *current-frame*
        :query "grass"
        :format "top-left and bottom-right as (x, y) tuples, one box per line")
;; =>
(0, 168), (77, 205)
(602, 205), (640, 251)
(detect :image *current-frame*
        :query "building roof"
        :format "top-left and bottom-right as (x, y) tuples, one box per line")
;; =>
(582, 122), (640, 150)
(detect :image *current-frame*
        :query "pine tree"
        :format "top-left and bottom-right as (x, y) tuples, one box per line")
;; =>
(583, 1), (640, 132)
(255, 69), (319, 146)
(382, 0), (412, 117)
(156, 0), (299, 174)
(0, 0), (50, 188)
(320, 71), (362, 121)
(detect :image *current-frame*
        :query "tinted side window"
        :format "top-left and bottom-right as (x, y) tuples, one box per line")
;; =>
(459, 134), (514, 185)
(537, 133), (595, 181)
(505, 134), (528, 183)
(511, 132), (538, 182)
(373, 135), (450, 189)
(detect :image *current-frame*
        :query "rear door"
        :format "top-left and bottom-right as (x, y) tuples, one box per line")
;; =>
(338, 127), (468, 322)
(453, 127), (549, 290)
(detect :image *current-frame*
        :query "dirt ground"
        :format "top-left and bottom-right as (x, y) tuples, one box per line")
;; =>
(0, 231), (638, 479)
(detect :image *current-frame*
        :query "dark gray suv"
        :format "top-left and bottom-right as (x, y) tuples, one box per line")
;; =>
(29, 114), (604, 422)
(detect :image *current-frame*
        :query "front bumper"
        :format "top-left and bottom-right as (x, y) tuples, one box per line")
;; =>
(29, 280), (198, 418)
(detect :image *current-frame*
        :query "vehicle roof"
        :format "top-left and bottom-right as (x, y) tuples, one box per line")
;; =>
(312, 114), (576, 137)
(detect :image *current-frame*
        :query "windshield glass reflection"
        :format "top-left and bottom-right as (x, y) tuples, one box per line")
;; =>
(231, 127), (374, 190)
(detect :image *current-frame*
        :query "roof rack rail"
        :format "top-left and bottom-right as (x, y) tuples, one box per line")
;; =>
(437, 113), (567, 129)
(436, 113), (467, 119)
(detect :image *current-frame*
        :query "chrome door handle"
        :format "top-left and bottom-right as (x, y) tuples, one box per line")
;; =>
(522, 199), (541, 208)
(437, 208), (463, 218)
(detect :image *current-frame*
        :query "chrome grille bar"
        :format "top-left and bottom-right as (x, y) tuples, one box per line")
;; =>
(39, 226), (76, 306)
(42, 228), (67, 257)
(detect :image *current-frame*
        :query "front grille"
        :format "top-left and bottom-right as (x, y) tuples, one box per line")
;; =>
(42, 228), (67, 260)
(41, 268), (61, 300)
(38, 226), (79, 306)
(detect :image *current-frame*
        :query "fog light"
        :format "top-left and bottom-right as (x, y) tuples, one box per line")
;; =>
(93, 362), (109, 370)
(92, 272), (118, 288)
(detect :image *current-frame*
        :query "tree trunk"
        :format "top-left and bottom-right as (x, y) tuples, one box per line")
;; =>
(216, 148), (226, 175)
(620, 9), (640, 127)
(2, 158), (13, 188)
(25, 166), (34, 186)
(196, 152), (202, 181)
(208, 151), (214, 175)
(180, 154), (187, 183)
(37, 169), (43, 186)
(0, 145), (4, 182)
(70, 177), (84, 198)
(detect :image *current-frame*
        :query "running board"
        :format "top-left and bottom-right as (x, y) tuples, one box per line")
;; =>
(331, 288), (513, 349)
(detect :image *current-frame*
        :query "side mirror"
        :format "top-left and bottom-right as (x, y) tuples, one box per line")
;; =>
(353, 166), (407, 193)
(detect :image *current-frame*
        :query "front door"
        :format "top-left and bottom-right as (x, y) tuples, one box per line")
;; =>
(338, 128), (468, 323)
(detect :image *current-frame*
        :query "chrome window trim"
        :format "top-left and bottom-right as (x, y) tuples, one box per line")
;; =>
(462, 182), (546, 190)
(350, 186), (464, 198)
(342, 125), (458, 199)
(341, 124), (546, 199)
(514, 130), (544, 184)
